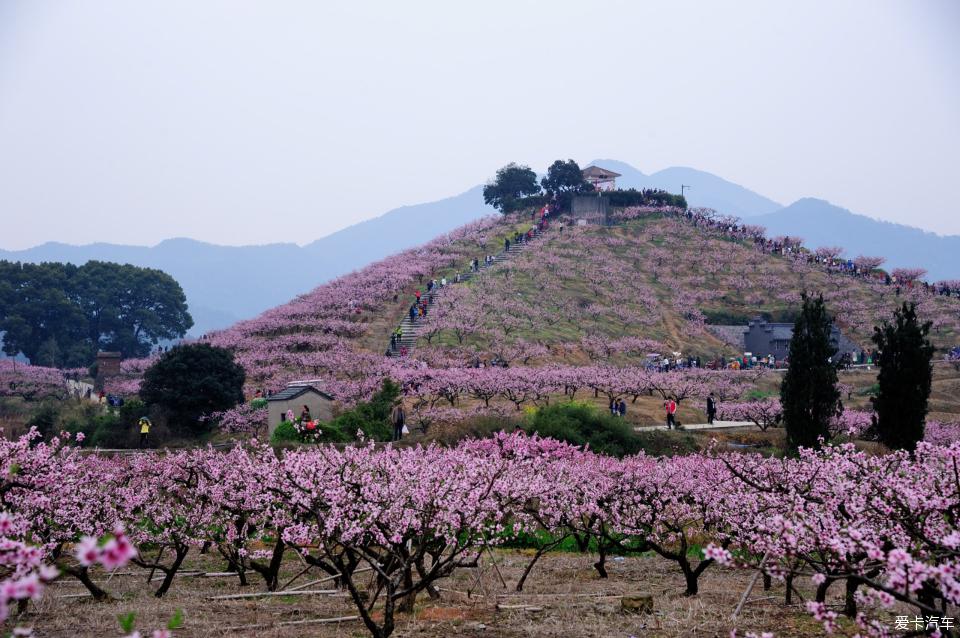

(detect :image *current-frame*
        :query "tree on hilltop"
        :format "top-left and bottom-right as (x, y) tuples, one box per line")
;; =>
(871, 302), (933, 451)
(482, 163), (541, 213)
(540, 159), (593, 210)
(780, 293), (841, 451)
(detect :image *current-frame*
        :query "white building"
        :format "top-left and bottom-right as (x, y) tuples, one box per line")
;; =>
(581, 165), (621, 191)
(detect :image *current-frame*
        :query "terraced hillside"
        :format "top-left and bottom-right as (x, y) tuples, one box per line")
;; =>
(186, 207), (960, 417)
(413, 212), (960, 366)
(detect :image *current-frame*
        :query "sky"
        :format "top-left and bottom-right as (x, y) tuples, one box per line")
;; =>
(0, 0), (958, 249)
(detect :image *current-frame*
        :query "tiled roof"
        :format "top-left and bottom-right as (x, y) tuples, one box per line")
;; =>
(267, 385), (333, 402)
(582, 165), (621, 179)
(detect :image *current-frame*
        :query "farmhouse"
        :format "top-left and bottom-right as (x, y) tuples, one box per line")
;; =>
(744, 318), (859, 362)
(581, 165), (621, 191)
(266, 383), (334, 436)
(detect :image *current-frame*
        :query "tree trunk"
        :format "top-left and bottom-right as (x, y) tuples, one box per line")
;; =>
(61, 564), (110, 601)
(154, 546), (189, 598)
(397, 567), (416, 613)
(517, 540), (562, 592)
(593, 542), (608, 579)
(844, 577), (859, 617)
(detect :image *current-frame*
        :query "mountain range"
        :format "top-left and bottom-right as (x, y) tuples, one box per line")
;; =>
(2, 162), (956, 335)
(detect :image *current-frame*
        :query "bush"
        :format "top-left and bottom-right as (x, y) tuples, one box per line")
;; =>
(139, 343), (245, 436)
(326, 378), (401, 442)
(90, 413), (129, 448)
(523, 402), (644, 458)
(509, 194), (549, 213)
(27, 401), (61, 439)
(271, 420), (299, 444)
(606, 188), (687, 208)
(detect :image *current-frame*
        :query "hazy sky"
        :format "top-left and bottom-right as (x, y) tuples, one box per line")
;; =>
(1, 0), (958, 249)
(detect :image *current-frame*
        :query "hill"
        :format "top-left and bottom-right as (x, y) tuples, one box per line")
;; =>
(198, 209), (960, 408)
(413, 211), (960, 363)
(0, 186), (495, 335)
(751, 198), (960, 281)
(4, 164), (958, 338)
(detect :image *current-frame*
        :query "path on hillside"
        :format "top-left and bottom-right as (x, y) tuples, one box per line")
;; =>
(636, 420), (754, 432)
(387, 225), (547, 355)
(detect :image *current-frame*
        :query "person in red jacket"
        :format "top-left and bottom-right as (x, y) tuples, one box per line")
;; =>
(665, 397), (678, 429)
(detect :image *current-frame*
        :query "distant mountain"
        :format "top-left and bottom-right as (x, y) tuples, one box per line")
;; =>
(303, 185), (492, 260)
(589, 160), (783, 218)
(4, 163), (957, 338)
(0, 186), (495, 335)
(753, 198), (960, 281)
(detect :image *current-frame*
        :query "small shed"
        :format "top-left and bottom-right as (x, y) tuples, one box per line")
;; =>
(94, 351), (122, 390)
(581, 165), (621, 191)
(266, 384), (335, 436)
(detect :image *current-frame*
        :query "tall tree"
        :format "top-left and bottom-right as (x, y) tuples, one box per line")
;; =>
(871, 302), (934, 451)
(780, 293), (841, 451)
(139, 343), (245, 435)
(540, 159), (593, 210)
(0, 260), (193, 366)
(482, 163), (541, 213)
(0, 262), (88, 367)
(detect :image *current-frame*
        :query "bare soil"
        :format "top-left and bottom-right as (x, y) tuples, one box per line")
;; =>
(23, 548), (870, 637)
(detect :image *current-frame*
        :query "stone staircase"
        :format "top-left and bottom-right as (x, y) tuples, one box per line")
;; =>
(387, 226), (545, 355)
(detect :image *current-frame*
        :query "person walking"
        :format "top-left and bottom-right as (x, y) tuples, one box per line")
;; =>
(617, 399), (626, 418)
(390, 401), (406, 441)
(706, 392), (717, 425)
(665, 397), (678, 429)
(138, 416), (152, 448)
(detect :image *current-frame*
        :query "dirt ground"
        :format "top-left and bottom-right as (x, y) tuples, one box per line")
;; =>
(22, 547), (882, 638)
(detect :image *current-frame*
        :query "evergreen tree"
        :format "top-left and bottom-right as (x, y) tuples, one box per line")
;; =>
(540, 159), (593, 211)
(140, 343), (245, 436)
(780, 293), (841, 450)
(482, 163), (541, 213)
(871, 302), (934, 451)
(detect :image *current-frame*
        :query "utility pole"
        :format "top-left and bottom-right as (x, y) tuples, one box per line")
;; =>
(681, 184), (691, 199)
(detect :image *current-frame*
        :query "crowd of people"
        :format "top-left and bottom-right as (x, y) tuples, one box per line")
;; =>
(386, 219), (548, 357)
(674, 207), (956, 296)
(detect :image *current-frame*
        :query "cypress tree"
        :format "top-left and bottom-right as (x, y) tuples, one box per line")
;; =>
(780, 293), (841, 450)
(871, 302), (933, 451)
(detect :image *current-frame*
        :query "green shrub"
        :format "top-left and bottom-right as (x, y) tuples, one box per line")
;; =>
(326, 378), (401, 442)
(523, 402), (644, 458)
(271, 421), (299, 444)
(316, 419), (351, 443)
(606, 188), (686, 208)
(90, 413), (129, 448)
(27, 402), (61, 439)
(250, 397), (268, 409)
